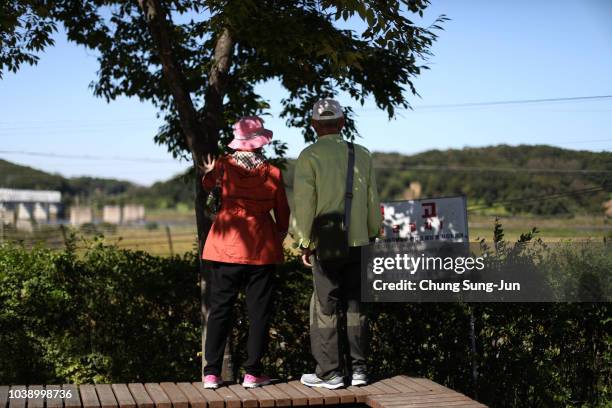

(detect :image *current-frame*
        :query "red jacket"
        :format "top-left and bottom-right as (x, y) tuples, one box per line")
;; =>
(201, 156), (290, 265)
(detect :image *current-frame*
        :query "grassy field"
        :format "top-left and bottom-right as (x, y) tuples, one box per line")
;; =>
(2, 212), (609, 257)
(468, 214), (610, 242)
(102, 213), (612, 256)
(112, 224), (198, 256)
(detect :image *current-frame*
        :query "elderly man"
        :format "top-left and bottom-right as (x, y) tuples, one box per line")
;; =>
(293, 98), (382, 389)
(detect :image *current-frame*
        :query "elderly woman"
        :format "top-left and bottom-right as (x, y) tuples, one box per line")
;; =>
(198, 116), (290, 389)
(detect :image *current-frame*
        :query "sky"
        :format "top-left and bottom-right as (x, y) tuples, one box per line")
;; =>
(0, 0), (611, 186)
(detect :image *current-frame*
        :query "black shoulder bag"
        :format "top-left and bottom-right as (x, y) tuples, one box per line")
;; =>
(312, 142), (355, 262)
(205, 162), (224, 215)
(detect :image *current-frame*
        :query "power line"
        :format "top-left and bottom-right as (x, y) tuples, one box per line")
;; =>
(466, 184), (609, 212)
(417, 95), (612, 109)
(2, 150), (610, 174)
(361, 94), (612, 111)
(556, 138), (612, 145)
(0, 150), (179, 163)
(0, 117), (156, 126)
(374, 164), (612, 175)
(0, 95), (609, 129)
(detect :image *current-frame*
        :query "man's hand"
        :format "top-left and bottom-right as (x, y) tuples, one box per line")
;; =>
(197, 154), (216, 175)
(301, 247), (313, 267)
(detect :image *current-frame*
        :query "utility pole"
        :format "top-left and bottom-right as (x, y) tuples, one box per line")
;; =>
(165, 225), (174, 256)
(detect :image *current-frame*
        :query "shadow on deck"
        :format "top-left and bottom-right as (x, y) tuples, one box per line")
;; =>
(0, 375), (486, 408)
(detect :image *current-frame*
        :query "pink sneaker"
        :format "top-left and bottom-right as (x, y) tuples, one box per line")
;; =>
(242, 374), (271, 388)
(203, 374), (223, 389)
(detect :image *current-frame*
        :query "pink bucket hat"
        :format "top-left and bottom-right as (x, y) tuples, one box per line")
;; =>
(228, 116), (273, 150)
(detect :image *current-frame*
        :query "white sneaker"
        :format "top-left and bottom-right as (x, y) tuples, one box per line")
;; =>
(300, 373), (345, 389)
(351, 370), (368, 386)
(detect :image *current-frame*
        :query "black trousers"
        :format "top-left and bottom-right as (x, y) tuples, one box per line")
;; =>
(310, 246), (368, 379)
(204, 262), (274, 376)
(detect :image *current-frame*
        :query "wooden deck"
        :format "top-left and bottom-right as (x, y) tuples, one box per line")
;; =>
(0, 376), (486, 408)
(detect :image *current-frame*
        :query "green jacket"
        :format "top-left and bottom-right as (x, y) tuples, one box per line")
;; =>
(292, 133), (382, 248)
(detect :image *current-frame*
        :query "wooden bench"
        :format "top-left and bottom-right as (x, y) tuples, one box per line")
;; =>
(0, 376), (487, 408)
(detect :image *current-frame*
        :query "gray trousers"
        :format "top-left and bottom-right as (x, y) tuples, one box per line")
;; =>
(309, 246), (368, 379)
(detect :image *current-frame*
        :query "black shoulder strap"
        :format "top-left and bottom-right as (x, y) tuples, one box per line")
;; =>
(344, 142), (355, 236)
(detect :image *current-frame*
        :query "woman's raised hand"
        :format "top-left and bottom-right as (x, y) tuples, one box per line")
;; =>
(198, 154), (217, 175)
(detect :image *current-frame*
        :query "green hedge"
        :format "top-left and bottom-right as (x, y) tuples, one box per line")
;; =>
(0, 238), (200, 383)
(0, 237), (610, 407)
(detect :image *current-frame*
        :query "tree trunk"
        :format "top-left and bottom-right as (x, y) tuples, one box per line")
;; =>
(137, 0), (234, 380)
(200, 27), (235, 381)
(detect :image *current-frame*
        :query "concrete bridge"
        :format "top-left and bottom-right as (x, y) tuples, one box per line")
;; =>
(0, 188), (61, 229)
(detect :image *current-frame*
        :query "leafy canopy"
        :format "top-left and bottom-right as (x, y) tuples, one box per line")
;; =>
(0, 1), (57, 76)
(1, 0), (446, 159)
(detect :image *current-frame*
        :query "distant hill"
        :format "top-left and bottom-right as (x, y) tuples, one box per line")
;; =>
(1, 145), (610, 215)
(281, 145), (611, 215)
(0, 158), (197, 210)
(372, 145), (611, 215)
(0, 159), (138, 206)
(0, 159), (68, 191)
(123, 171), (196, 209)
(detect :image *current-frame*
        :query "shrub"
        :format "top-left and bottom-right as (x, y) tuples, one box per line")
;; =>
(145, 222), (159, 231)
(0, 233), (609, 407)
(0, 238), (200, 383)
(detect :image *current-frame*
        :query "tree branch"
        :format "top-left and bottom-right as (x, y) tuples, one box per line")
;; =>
(203, 28), (234, 133)
(138, 0), (204, 158)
